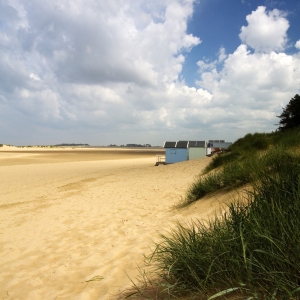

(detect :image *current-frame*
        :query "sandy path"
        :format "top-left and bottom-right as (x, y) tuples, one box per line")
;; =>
(0, 148), (234, 299)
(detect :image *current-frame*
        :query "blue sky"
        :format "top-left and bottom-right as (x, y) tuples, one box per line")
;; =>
(0, 0), (299, 146)
(182, 0), (300, 86)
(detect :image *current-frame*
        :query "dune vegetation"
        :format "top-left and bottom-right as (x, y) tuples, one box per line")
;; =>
(127, 127), (300, 299)
(184, 128), (300, 206)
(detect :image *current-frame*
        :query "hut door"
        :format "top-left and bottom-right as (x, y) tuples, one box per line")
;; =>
(170, 149), (177, 155)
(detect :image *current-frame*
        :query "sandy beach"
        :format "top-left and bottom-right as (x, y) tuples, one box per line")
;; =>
(0, 146), (237, 299)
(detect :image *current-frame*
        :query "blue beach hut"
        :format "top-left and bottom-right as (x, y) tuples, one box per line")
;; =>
(164, 141), (188, 163)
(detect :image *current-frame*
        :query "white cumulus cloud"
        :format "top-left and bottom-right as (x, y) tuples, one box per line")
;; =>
(239, 6), (289, 53)
(0, 1), (299, 145)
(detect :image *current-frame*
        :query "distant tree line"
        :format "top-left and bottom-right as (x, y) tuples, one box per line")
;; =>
(125, 144), (152, 147)
(109, 144), (152, 147)
(55, 143), (90, 146)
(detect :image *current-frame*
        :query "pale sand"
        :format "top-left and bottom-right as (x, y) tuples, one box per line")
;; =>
(0, 147), (240, 299)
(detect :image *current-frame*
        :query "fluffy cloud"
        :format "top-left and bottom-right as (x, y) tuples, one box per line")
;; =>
(0, 1), (201, 141)
(0, 2), (299, 145)
(13, 0), (200, 87)
(239, 6), (289, 53)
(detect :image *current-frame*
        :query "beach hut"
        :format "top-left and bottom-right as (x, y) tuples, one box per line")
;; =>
(164, 141), (188, 163)
(188, 141), (207, 160)
(209, 140), (232, 149)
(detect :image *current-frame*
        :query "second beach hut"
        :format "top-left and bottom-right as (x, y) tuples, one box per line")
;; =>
(188, 141), (207, 160)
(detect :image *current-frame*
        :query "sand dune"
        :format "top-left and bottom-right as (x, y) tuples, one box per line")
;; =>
(0, 148), (236, 299)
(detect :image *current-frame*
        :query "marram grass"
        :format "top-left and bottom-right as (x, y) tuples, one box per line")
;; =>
(126, 129), (300, 299)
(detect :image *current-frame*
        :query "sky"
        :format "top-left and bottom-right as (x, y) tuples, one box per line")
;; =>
(0, 0), (299, 146)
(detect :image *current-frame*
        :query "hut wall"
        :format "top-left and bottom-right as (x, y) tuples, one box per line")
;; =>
(189, 147), (206, 160)
(165, 148), (188, 163)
